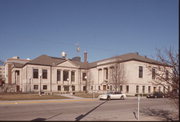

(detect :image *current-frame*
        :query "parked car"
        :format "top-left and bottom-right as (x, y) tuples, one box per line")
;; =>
(98, 91), (126, 100)
(146, 91), (165, 98)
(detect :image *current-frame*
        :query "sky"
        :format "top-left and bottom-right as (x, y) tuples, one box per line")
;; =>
(0, 0), (179, 63)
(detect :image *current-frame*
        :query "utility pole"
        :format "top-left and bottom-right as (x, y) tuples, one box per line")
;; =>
(138, 94), (140, 120)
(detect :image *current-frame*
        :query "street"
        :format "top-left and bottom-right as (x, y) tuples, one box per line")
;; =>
(0, 98), (178, 121)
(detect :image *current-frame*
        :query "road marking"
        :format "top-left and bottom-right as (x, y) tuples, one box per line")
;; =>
(0, 99), (97, 105)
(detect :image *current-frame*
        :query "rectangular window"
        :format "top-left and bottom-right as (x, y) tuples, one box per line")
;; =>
(103, 85), (106, 90)
(136, 85), (139, 93)
(126, 85), (129, 93)
(34, 85), (38, 90)
(142, 86), (145, 93)
(98, 86), (101, 90)
(71, 71), (75, 82)
(58, 85), (61, 91)
(63, 70), (69, 81)
(153, 87), (156, 92)
(139, 66), (143, 78)
(72, 85), (75, 91)
(148, 86), (151, 93)
(166, 70), (169, 80)
(105, 68), (108, 79)
(152, 68), (156, 79)
(33, 69), (38, 79)
(120, 85), (123, 92)
(57, 70), (61, 81)
(83, 86), (87, 91)
(42, 69), (47, 79)
(64, 85), (69, 91)
(82, 73), (87, 81)
(43, 85), (47, 90)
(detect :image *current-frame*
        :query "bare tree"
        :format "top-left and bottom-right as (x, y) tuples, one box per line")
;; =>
(147, 47), (179, 106)
(110, 59), (127, 92)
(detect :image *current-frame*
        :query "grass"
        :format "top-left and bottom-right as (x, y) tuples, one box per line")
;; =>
(0, 93), (70, 101)
(74, 92), (101, 98)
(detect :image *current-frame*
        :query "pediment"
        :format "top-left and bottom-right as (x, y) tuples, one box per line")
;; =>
(57, 60), (78, 68)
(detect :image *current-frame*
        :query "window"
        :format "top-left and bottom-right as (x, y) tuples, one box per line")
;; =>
(126, 85), (129, 93)
(98, 86), (101, 90)
(139, 66), (143, 78)
(71, 71), (75, 82)
(33, 69), (38, 78)
(153, 87), (156, 92)
(148, 86), (151, 93)
(58, 85), (61, 91)
(72, 85), (75, 91)
(82, 73), (87, 81)
(63, 70), (69, 81)
(152, 68), (156, 79)
(142, 86), (145, 93)
(120, 85), (123, 92)
(104, 68), (108, 79)
(42, 69), (47, 79)
(166, 70), (169, 80)
(43, 85), (47, 90)
(64, 85), (69, 91)
(136, 85), (139, 93)
(103, 85), (106, 90)
(57, 70), (61, 81)
(83, 86), (86, 91)
(34, 85), (38, 90)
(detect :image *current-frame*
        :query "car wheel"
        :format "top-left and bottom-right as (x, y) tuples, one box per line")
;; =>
(121, 96), (125, 100)
(107, 96), (111, 100)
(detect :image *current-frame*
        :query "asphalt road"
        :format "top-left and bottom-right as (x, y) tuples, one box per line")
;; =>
(0, 98), (178, 121)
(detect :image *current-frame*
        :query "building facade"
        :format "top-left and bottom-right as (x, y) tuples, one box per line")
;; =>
(4, 53), (172, 95)
(0, 65), (5, 85)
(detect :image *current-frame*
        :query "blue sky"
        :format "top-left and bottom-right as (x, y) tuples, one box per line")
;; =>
(0, 0), (178, 63)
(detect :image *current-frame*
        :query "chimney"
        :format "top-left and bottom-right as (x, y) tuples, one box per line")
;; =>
(84, 51), (88, 63)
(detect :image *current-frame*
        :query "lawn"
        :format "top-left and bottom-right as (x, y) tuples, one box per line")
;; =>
(0, 93), (70, 101)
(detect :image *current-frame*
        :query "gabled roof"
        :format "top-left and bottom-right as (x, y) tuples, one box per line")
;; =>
(24, 53), (163, 68)
(26, 55), (66, 66)
(89, 53), (162, 67)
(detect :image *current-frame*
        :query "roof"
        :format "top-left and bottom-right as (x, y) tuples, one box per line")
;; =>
(89, 53), (162, 67)
(24, 53), (163, 68)
(26, 55), (66, 66)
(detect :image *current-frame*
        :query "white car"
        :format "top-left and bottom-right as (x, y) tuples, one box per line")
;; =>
(98, 92), (126, 100)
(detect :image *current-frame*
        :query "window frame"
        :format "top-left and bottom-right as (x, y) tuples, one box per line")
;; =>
(42, 69), (48, 79)
(33, 69), (39, 79)
(139, 66), (143, 78)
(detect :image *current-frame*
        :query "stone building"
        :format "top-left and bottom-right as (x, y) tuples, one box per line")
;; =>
(4, 52), (172, 95)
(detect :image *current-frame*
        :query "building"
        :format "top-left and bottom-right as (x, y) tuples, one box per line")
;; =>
(0, 65), (5, 85)
(4, 53), (172, 95)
